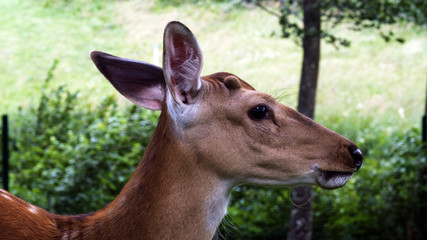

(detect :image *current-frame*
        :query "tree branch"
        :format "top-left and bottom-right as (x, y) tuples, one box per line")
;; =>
(254, 1), (281, 18)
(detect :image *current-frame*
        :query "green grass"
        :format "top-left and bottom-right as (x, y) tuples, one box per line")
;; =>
(0, 0), (127, 113)
(1, 0), (426, 133)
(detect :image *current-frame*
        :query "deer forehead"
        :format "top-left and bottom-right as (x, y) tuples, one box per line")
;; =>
(177, 75), (280, 126)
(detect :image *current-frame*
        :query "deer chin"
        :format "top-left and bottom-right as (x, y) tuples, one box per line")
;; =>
(313, 166), (354, 189)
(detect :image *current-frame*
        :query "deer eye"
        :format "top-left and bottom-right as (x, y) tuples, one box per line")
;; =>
(249, 105), (269, 120)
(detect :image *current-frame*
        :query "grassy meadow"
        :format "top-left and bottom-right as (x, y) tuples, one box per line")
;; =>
(0, 0), (426, 238)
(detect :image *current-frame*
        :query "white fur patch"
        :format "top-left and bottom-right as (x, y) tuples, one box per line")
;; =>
(205, 184), (232, 233)
(245, 172), (317, 187)
(313, 165), (353, 189)
(166, 83), (202, 134)
(173, 57), (202, 93)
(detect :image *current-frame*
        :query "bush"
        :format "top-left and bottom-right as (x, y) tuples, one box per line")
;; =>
(8, 83), (158, 214)
(219, 186), (291, 240)
(312, 127), (426, 240)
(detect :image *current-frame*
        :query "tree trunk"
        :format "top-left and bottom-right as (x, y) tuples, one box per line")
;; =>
(287, 1), (321, 240)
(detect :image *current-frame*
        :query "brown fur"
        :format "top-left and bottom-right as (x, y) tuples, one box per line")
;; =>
(0, 189), (59, 239)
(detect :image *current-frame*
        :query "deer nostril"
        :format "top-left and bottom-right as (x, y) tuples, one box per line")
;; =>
(348, 145), (363, 171)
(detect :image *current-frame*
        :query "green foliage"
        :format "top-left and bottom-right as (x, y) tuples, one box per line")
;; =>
(252, 0), (427, 47)
(312, 127), (426, 240)
(8, 72), (158, 214)
(219, 186), (292, 239)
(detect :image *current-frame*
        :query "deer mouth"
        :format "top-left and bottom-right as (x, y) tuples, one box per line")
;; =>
(313, 167), (353, 189)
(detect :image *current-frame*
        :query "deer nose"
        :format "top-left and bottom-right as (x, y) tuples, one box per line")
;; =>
(348, 145), (363, 171)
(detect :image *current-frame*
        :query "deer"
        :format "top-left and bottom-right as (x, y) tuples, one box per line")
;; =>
(0, 21), (363, 240)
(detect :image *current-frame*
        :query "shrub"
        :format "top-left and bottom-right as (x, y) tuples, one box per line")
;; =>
(219, 186), (291, 240)
(8, 83), (158, 214)
(312, 127), (426, 240)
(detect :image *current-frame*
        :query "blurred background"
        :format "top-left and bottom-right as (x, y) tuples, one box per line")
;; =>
(0, 0), (426, 239)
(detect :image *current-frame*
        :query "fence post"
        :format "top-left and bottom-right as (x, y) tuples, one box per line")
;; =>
(421, 83), (426, 240)
(2, 114), (9, 191)
(423, 83), (426, 142)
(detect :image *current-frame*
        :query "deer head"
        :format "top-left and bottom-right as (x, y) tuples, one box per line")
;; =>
(91, 22), (362, 191)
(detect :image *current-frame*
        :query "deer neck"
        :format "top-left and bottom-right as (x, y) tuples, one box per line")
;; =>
(71, 113), (232, 240)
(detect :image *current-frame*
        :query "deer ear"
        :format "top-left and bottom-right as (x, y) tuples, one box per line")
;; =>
(91, 51), (165, 110)
(163, 21), (203, 105)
